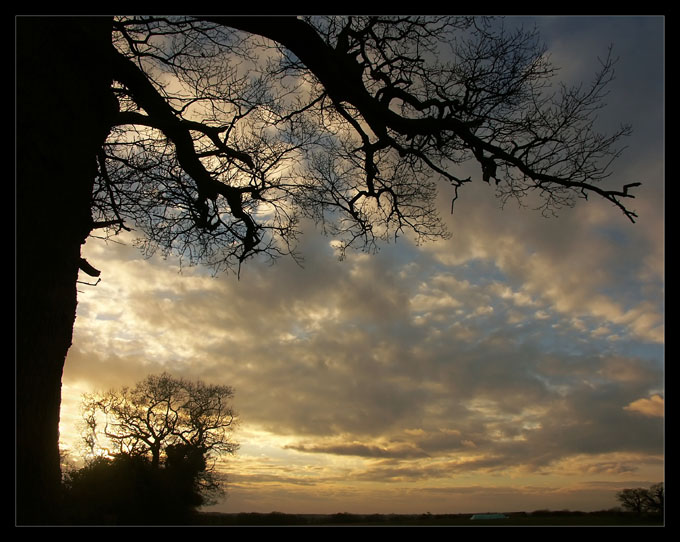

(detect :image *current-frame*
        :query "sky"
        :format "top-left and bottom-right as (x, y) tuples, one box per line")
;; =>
(59, 16), (664, 515)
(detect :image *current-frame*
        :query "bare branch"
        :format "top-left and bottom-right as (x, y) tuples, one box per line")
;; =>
(93, 16), (639, 275)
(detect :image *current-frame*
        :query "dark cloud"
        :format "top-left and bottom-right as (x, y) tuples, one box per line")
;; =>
(286, 441), (429, 459)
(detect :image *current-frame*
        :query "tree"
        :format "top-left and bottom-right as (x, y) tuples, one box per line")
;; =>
(81, 373), (237, 487)
(616, 488), (648, 515)
(16, 16), (641, 523)
(63, 373), (236, 523)
(616, 483), (664, 515)
(643, 483), (664, 515)
(63, 448), (212, 524)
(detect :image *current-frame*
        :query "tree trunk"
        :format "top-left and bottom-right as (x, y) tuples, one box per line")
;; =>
(151, 444), (161, 470)
(16, 17), (116, 524)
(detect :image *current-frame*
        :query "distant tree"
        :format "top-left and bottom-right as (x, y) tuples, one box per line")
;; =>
(643, 483), (664, 515)
(17, 16), (642, 522)
(616, 483), (664, 515)
(616, 488), (648, 514)
(80, 373), (237, 502)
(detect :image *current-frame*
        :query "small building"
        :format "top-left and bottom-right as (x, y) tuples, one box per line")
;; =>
(470, 513), (508, 520)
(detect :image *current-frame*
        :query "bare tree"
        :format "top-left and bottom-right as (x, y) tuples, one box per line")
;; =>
(82, 373), (237, 472)
(616, 483), (664, 515)
(65, 373), (236, 526)
(616, 488), (648, 514)
(16, 16), (641, 523)
(95, 16), (639, 272)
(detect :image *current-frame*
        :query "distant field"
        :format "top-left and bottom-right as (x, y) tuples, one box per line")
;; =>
(195, 511), (664, 526)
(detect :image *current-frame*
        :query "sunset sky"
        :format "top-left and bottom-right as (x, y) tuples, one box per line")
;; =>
(59, 16), (664, 515)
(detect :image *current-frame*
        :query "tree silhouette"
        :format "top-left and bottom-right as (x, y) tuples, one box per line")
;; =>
(643, 482), (665, 515)
(16, 16), (641, 523)
(63, 449), (210, 524)
(81, 373), (237, 477)
(616, 483), (664, 516)
(616, 488), (648, 515)
(62, 374), (236, 524)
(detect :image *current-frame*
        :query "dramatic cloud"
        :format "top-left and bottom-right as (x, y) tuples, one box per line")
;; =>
(60, 16), (663, 514)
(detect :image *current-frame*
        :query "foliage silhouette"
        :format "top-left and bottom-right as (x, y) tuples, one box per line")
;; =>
(63, 451), (205, 524)
(17, 16), (641, 523)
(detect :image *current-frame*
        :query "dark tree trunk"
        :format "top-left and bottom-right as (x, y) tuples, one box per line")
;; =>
(16, 17), (116, 524)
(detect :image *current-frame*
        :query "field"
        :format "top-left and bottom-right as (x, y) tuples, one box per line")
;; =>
(195, 510), (664, 526)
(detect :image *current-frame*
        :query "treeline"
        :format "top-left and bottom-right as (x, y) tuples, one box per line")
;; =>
(196, 509), (664, 526)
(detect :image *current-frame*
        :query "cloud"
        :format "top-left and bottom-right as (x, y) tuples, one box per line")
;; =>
(286, 440), (429, 459)
(67, 217), (663, 477)
(624, 395), (664, 418)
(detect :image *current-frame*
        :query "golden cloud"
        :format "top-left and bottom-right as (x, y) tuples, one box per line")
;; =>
(624, 395), (664, 418)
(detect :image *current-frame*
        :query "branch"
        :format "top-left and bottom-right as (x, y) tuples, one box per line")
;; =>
(109, 46), (262, 260)
(114, 111), (255, 170)
(206, 16), (640, 222)
(79, 257), (101, 277)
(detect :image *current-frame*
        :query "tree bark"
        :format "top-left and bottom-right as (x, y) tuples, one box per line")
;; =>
(16, 17), (116, 524)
